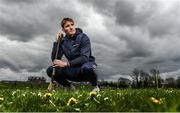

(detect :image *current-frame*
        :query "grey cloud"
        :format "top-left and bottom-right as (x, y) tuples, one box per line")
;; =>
(0, 36), (51, 73)
(0, 0), (86, 42)
(0, 59), (19, 72)
(118, 36), (152, 59)
(81, 0), (180, 38)
(145, 55), (180, 66)
(72, 0), (180, 78)
(83, 0), (180, 74)
(113, 26), (153, 61)
(1, 0), (180, 81)
(80, 0), (157, 26)
(1, 0), (38, 4)
(79, 0), (115, 16)
(96, 64), (117, 80)
(113, 1), (137, 26)
(0, 0), (89, 80)
(146, 13), (180, 37)
(0, 19), (49, 42)
(113, 1), (159, 27)
(161, 69), (180, 79)
(0, 2), (51, 42)
(145, 59), (164, 65)
(172, 57), (180, 62)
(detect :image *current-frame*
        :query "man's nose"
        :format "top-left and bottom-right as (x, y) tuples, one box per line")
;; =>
(70, 25), (73, 29)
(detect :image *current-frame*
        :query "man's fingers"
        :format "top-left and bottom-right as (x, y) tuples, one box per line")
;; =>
(52, 59), (65, 68)
(53, 60), (58, 64)
(53, 64), (58, 67)
(56, 31), (63, 42)
(54, 59), (62, 62)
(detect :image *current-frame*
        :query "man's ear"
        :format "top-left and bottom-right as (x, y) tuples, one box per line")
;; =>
(62, 28), (65, 32)
(61, 28), (65, 36)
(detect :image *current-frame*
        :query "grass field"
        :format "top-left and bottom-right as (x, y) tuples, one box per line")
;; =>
(0, 82), (180, 112)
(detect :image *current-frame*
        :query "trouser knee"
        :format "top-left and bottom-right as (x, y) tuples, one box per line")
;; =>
(46, 66), (64, 77)
(46, 66), (53, 78)
(46, 66), (70, 86)
(82, 67), (98, 86)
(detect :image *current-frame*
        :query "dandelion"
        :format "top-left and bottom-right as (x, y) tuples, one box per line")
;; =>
(88, 92), (100, 103)
(150, 97), (163, 104)
(89, 91), (97, 97)
(43, 93), (52, 98)
(67, 97), (78, 106)
(0, 97), (4, 101)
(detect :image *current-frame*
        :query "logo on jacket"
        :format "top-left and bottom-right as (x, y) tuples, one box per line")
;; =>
(73, 43), (80, 47)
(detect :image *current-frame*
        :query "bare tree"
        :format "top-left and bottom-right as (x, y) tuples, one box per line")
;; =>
(150, 68), (160, 88)
(166, 77), (176, 88)
(176, 76), (180, 88)
(130, 69), (141, 88)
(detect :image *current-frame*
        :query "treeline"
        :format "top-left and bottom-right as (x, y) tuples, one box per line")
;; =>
(99, 68), (180, 88)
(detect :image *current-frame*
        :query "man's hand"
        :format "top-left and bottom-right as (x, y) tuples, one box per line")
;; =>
(53, 59), (69, 68)
(56, 31), (64, 42)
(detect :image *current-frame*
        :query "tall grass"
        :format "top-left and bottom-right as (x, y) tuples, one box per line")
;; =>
(0, 83), (180, 112)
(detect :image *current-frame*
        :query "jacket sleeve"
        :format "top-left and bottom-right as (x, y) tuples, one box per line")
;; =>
(69, 35), (91, 66)
(51, 42), (64, 61)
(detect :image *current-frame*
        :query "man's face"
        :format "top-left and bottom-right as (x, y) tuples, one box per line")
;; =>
(62, 21), (76, 37)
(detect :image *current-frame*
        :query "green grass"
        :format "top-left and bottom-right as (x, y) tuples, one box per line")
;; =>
(0, 83), (180, 112)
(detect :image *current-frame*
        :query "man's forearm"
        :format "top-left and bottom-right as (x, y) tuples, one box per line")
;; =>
(69, 56), (88, 66)
(53, 59), (70, 68)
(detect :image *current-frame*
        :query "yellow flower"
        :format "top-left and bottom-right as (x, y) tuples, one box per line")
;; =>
(43, 93), (52, 98)
(0, 97), (4, 101)
(89, 91), (97, 97)
(67, 97), (78, 106)
(150, 97), (163, 104)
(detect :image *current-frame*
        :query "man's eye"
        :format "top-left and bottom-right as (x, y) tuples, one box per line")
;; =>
(65, 25), (70, 28)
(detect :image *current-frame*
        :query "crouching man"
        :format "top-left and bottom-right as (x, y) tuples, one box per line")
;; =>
(46, 17), (99, 92)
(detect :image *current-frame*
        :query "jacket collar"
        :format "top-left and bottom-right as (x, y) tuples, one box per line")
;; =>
(63, 28), (83, 41)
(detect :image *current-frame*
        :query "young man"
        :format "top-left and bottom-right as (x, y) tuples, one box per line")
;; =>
(46, 17), (99, 92)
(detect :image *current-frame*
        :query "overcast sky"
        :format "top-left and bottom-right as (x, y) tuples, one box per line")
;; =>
(0, 0), (180, 81)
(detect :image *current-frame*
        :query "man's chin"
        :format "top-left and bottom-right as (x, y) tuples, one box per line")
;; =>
(70, 32), (76, 35)
(68, 33), (75, 37)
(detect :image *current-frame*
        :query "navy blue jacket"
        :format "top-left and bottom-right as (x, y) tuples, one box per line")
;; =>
(51, 28), (96, 67)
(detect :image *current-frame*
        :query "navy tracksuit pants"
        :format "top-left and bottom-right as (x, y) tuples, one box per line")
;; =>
(46, 62), (98, 86)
